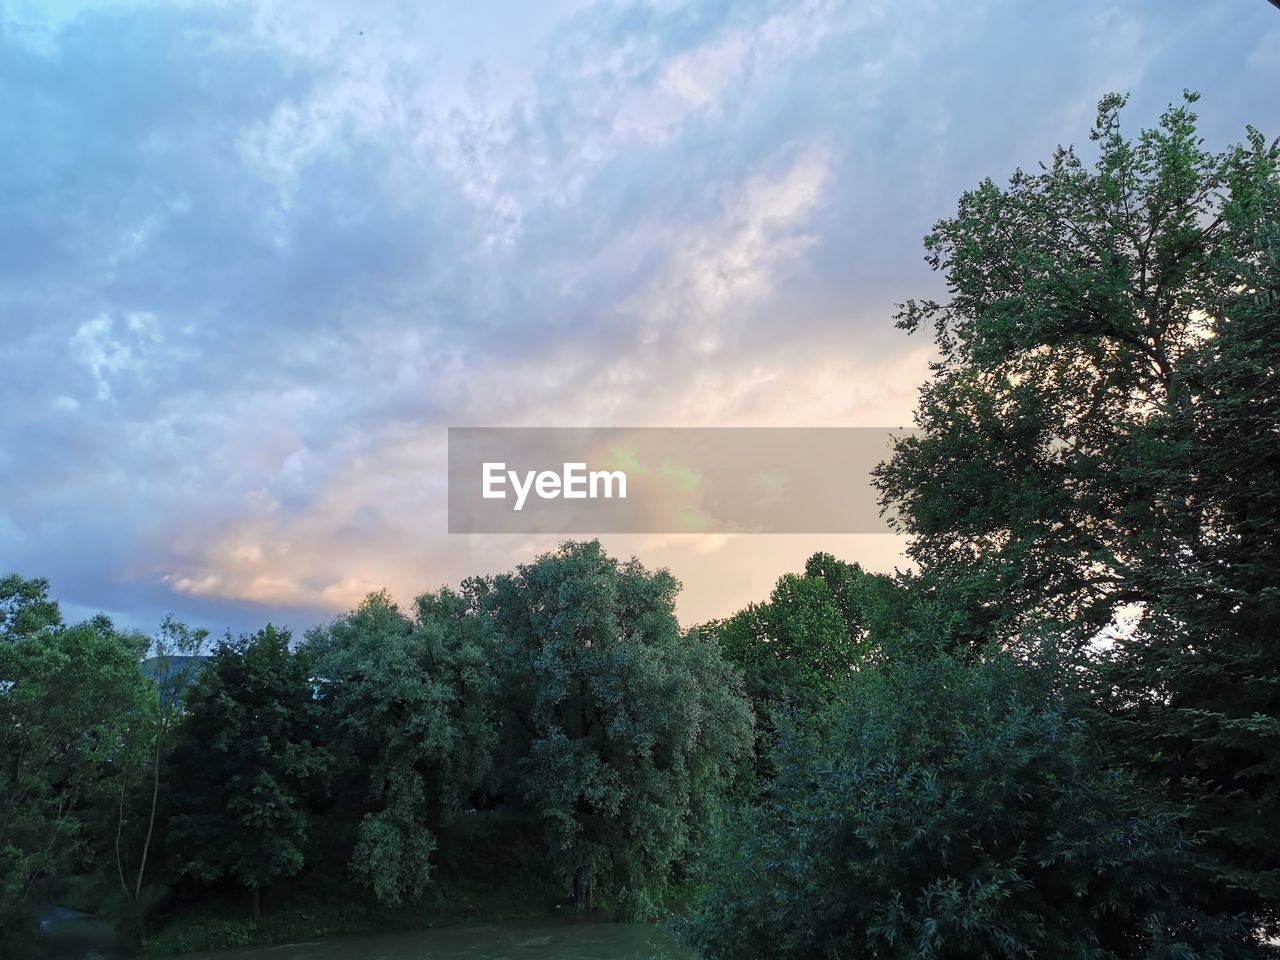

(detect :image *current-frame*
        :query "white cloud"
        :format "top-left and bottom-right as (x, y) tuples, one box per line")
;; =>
(660, 0), (837, 110)
(6, 0), (1279, 632)
(627, 146), (831, 351)
(66, 311), (165, 400)
(69, 314), (137, 399)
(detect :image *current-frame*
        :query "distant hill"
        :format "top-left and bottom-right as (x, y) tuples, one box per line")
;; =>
(140, 654), (211, 688)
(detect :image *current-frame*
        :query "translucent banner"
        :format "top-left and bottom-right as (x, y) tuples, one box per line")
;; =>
(447, 427), (910, 534)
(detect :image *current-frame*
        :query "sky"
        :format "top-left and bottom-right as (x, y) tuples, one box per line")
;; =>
(1, 0), (1278, 637)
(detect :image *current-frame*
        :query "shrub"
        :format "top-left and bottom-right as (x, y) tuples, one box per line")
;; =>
(680, 653), (1263, 960)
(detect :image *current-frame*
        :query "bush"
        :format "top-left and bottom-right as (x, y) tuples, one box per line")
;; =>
(679, 653), (1264, 960)
(147, 917), (258, 954)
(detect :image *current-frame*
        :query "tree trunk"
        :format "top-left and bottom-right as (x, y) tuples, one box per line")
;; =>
(572, 869), (586, 912)
(252, 886), (261, 923)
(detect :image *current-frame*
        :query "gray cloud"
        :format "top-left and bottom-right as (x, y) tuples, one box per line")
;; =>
(1, 0), (1278, 634)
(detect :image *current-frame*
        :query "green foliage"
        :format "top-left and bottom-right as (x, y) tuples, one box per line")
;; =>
(108, 614), (210, 946)
(875, 91), (1280, 921)
(711, 553), (897, 716)
(681, 653), (1264, 960)
(801, 551), (904, 645)
(307, 588), (496, 905)
(713, 573), (853, 717)
(1098, 165), (1280, 918)
(877, 91), (1277, 640)
(145, 812), (564, 954)
(0, 574), (62, 640)
(167, 625), (322, 915)
(481, 540), (752, 918)
(0, 579), (150, 943)
(149, 916), (260, 954)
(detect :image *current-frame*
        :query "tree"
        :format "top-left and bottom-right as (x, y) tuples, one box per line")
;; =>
(681, 652), (1264, 960)
(1099, 164), (1280, 923)
(0, 574), (62, 640)
(711, 553), (898, 722)
(481, 540), (752, 918)
(713, 573), (855, 719)
(307, 589), (495, 905)
(111, 614), (208, 945)
(0, 579), (149, 944)
(877, 91), (1275, 639)
(168, 625), (322, 921)
(801, 551), (904, 645)
(874, 92), (1280, 922)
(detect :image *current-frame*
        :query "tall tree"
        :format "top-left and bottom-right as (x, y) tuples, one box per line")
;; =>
(112, 614), (208, 945)
(0, 574), (62, 640)
(168, 625), (323, 922)
(307, 589), (495, 905)
(875, 93), (1280, 924)
(0, 579), (149, 944)
(1100, 163), (1280, 921)
(712, 553), (899, 723)
(482, 540), (752, 918)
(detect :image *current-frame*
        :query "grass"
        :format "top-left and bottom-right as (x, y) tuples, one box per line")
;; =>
(145, 875), (566, 955)
(146, 814), (567, 955)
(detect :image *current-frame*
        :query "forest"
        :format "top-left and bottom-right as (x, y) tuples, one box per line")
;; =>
(2, 93), (1278, 958)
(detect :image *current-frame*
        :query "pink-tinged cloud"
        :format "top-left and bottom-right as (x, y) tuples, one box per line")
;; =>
(1, 0), (1277, 633)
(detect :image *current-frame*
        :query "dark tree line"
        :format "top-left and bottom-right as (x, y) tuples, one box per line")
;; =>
(0, 542), (751, 953)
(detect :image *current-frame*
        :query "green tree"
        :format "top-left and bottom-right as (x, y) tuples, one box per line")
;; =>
(713, 573), (854, 719)
(711, 553), (898, 722)
(168, 625), (322, 921)
(482, 540), (752, 918)
(0, 578), (149, 944)
(874, 92), (1280, 920)
(307, 589), (495, 905)
(0, 574), (62, 640)
(1099, 165), (1280, 921)
(110, 614), (208, 945)
(801, 551), (904, 646)
(681, 653), (1264, 960)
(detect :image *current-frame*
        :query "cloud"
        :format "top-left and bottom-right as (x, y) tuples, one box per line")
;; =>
(633, 146), (830, 347)
(2, 0), (1279, 633)
(68, 311), (163, 399)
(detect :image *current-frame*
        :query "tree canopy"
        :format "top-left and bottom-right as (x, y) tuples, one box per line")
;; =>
(0, 579), (150, 946)
(681, 653), (1259, 960)
(875, 91), (1280, 921)
(306, 589), (496, 905)
(481, 540), (752, 917)
(168, 625), (323, 920)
